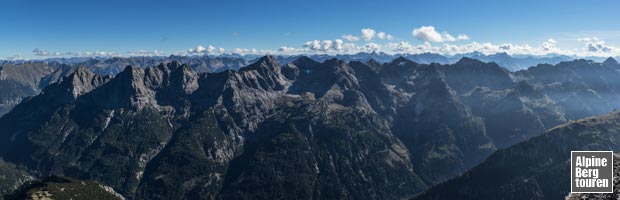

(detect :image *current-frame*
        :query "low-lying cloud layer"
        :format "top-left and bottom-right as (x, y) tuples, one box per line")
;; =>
(32, 48), (120, 57)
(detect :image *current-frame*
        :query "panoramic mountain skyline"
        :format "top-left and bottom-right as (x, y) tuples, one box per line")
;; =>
(2, 55), (620, 199)
(2, 0), (620, 60)
(4, 1), (620, 199)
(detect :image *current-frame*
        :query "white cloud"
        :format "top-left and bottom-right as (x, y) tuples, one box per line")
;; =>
(377, 32), (386, 40)
(299, 37), (367, 54)
(344, 29), (392, 42)
(82, 51), (119, 57)
(457, 35), (469, 40)
(383, 39), (579, 56)
(278, 46), (293, 52)
(2, 55), (25, 60)
(232, 48), (275, 55)
(385, 41), (413, 52)
(541, 38), (558, 51)
(303, 39), (351, 52)
(303, 40), (321, 51)
(587, 42), (614, 52)
(33, 48), (51, 56)
(206, 45), (216, 53)
(278, 46), (310, 54)
(574, 37), (619, 55)
(197, 45), (208, 53)
(412, 26), (469, 43)
(322, 40), (333, 51)
(341, 43), (358, 53)
(582, 38), (617, 53)
(333, 39), (344, 51)
(32, 48), (120, 57)
(361, 28), (376, 41)
(33, 48), (65, 56)
(127, 50), (166, 57)
(377, 32), (394, 40)
(342, 34), (360, 42)
(412, 26), (442, 42)
(183, 45), (225, 55)
(362, 43), (381, 52)
(279, 46), (299, 53)
(187, 45), (207, 54)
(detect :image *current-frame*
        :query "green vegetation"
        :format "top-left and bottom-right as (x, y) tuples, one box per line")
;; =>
(6, 176), (123, 200)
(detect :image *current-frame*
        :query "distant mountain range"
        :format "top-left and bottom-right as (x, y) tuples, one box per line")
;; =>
(1, 55), (620, 199)
(0, 52), (615, 117)
(272, 51), (581, 71)
(4, 51), (618, 72)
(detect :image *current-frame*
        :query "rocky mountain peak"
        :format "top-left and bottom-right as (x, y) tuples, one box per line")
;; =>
(118, 65), (146, 83)
(256, 55), (278, 65)
(176, 64), (200, 94)
(322, 58), (344, 66)
(85, 65), (157, 110)
(490, 52), (510, 58)
(364, 59), (382, 72)
(291, 56), (320, 69)
(603, 57), (619, 66)
(65, 66), (109, 98)
(240, 55), (280, 73)
(456, 57), (484, 65)
(73, 66), (91, 76)
(415, 66), (452, 95)
(39, 66), (110, 103)
(143, 62), (200, 97)
(160, 60), (183, 71)
(391, 56), (415, 66)
(366, 58), (380, 66)
(444, 58), (514, 93)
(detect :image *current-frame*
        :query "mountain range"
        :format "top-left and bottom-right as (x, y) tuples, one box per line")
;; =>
(1, 55), (620, 199)
(0, 55), (248, 116)
(271, 51), (577, 71)
(0, 52), (612, 118)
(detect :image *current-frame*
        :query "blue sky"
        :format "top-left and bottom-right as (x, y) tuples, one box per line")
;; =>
(1, 0), (620, 59)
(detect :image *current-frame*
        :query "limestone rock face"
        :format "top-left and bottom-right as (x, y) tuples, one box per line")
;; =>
(1, 56), (620, 199)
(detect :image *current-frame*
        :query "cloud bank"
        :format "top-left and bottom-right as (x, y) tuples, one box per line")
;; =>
(32, 48), (121, 57)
